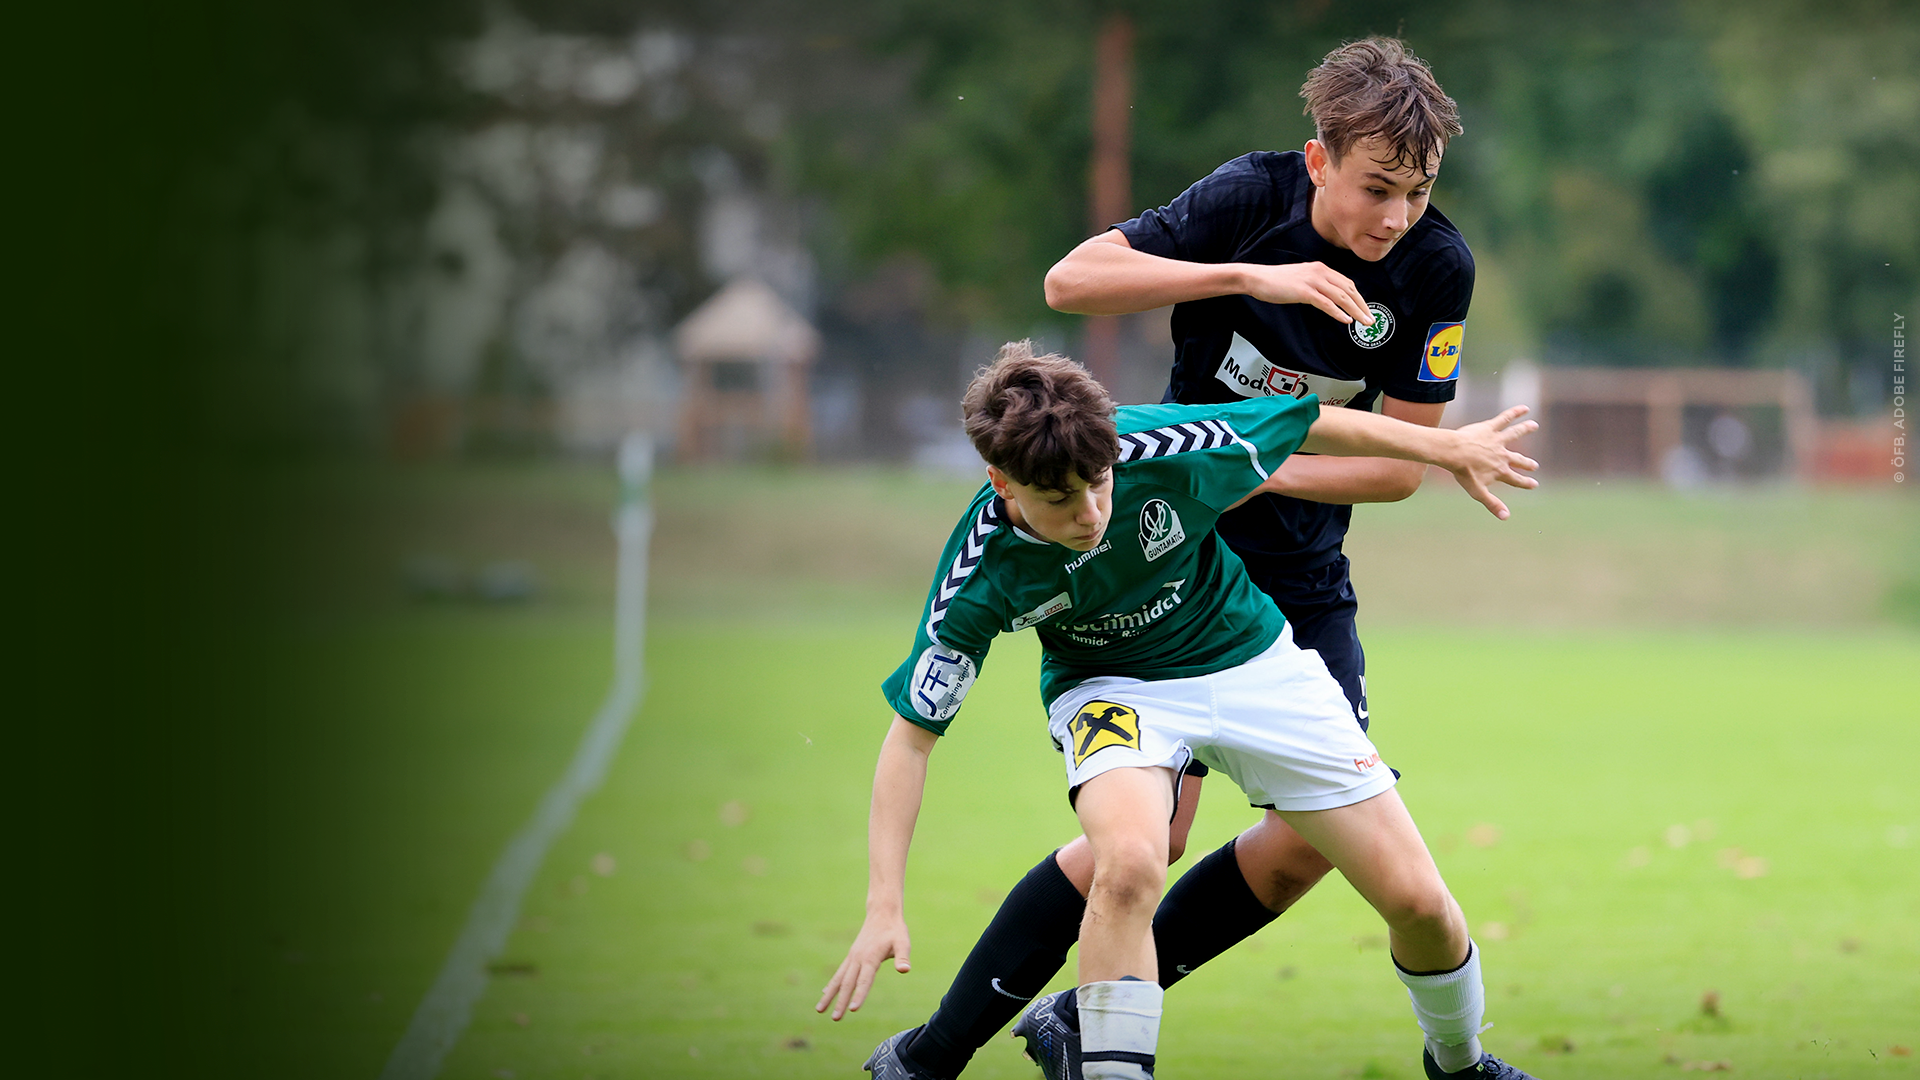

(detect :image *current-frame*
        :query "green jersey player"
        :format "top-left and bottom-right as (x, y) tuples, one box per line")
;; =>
(822, 342), (1544, 1079)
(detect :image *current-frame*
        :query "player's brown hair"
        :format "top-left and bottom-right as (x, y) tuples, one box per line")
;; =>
(1300, 37), (1462, 175)
(962, 340), (1119, 492)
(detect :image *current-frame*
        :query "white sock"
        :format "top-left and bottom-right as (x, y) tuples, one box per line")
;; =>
(1395, 941), (1487, 1074)
(1077, 978), (1162, 1080)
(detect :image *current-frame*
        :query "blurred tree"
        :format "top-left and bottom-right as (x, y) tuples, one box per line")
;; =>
(796, 0), (1917, 398)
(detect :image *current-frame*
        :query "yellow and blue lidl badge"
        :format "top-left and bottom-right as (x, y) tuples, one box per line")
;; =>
(1069, 700), (1140, 766)
(1419, 321), (1465, 382)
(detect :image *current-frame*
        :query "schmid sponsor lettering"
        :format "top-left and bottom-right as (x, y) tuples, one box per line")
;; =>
(1061, 585), (1185, 644)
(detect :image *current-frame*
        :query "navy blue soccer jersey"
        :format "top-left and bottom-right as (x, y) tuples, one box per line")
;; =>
(1116, 149), (1474, 570)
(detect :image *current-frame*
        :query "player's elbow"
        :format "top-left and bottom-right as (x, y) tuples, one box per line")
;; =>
(1043, 260), (1081, 313)
(1379, 463), (1426, 502)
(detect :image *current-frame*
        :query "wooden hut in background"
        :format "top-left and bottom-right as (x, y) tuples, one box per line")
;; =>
(673, 278), (819, 461)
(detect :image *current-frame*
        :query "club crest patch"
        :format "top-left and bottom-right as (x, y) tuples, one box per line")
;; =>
(1138, 499), (1186, 562)
(909, 645), (977, 723)
(1069, 701), (1141, 766)
(1349, 302), (1395, 349)
(1419, 321), (1465, 382)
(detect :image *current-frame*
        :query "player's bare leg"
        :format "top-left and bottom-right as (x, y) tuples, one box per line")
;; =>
(1233, 810), (1334, 908)
(1279, 788), (1537, 1078)
(1050, 770), (1200, 893)
(1068, 765), (1176, 1080)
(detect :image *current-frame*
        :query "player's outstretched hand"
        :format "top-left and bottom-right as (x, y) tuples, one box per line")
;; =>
(816, 910), (912, 1021)
(1240, 261), (1374, 326)
(1441, 405), (1540, 519)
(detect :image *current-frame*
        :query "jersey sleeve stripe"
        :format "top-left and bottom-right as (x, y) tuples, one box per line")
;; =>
(1117, 417), (1271, 480)
(927, 499), (1003, 644)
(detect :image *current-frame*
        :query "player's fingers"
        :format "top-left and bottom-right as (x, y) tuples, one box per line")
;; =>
(1305, 286), (1353, 324)
(846, 960), (881, 1016)
(829, 964), (864, 1021)
(1494, 404), (1531, 427)
(1496, 419), (1539, 445)
(894, 939), (912, 974)
(1465, 476), (1510, 519)
(1335, 278), (1372, 325)
(816, 958), (851, 1013)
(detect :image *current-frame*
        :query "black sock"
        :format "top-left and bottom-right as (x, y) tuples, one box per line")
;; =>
(903, 851), (1087, 1079)
(1153, 838), (1280, 988)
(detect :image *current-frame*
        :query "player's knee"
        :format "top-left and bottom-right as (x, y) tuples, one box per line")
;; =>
(1378, 886), (1456, 938)
(1093, 841), (1168, 910)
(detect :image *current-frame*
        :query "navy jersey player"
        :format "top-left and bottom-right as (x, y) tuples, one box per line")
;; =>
(839, 38), (1512, 1080)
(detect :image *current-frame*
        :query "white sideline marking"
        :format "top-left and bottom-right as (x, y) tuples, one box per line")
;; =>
(379, 438), (653, 1080)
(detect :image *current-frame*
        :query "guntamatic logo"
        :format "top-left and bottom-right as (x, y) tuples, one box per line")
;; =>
(1349, 302), (1395, 349)
(1139, 499), (1186, 562)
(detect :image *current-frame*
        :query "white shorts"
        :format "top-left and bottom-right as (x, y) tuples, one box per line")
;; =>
(1046, 624), (1396, 812)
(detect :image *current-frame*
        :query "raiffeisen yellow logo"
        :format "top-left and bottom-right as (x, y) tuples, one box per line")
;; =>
(1419, 322), (1465, 382)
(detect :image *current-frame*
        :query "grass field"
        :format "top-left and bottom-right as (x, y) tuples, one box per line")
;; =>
(202, 464), (1919, 1078)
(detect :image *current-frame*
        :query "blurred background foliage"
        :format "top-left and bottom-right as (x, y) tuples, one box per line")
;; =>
(806, 0), (1918, 397)
(99, 0), (1918, 458)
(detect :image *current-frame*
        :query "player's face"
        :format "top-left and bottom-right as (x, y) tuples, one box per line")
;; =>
(987, 467), (1114, 551)
(1305, 134), (1439, 262)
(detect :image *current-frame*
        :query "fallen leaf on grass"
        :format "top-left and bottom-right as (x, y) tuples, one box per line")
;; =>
(1680, 1061), (1731, 1072)
(720, 800), (751, 827)
(591, 852), (617, 877)
(752, 920), (791, 937)
(784, 1037), (811, 1051)
(684, 839), (711, 862)
(1480, 921), (1510, 941)
(1537, 1034), (1574, 1054)
(1467, 823), (1501, 848)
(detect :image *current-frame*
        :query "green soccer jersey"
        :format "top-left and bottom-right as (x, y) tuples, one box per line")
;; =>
(882, 395), (1319, 734)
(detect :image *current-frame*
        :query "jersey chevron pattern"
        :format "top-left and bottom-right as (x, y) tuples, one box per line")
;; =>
(882, 395), (1318, 735)
(1116, 418), (1269, 480)
(927, 498), (1004, 645)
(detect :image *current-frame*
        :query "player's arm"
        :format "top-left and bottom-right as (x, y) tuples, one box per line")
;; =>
(817, 715), (940, 1020)
(1259, 396), (1444, 504)
(1044, 230), (1374, 326)
(1291, 405), (1540, 519)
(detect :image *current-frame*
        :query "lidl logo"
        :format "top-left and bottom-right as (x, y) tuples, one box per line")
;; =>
(1419, 321), (1465, 382)
(1069, 700), (1141, 766)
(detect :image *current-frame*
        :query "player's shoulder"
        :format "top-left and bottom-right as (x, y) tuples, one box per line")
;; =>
(1190, 150), (1303, 204)
(1396, 205), (1475, 282)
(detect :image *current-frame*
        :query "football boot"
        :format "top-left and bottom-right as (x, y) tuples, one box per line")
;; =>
(1010, 989), (1082, 1080)
(864, 1027), (930, 1080)
(1423, 1048), (1542, 1079)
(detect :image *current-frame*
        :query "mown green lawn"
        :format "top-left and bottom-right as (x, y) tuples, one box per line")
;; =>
(438, 624), (1918, 1080)
(191, 464), (1917, 1078)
